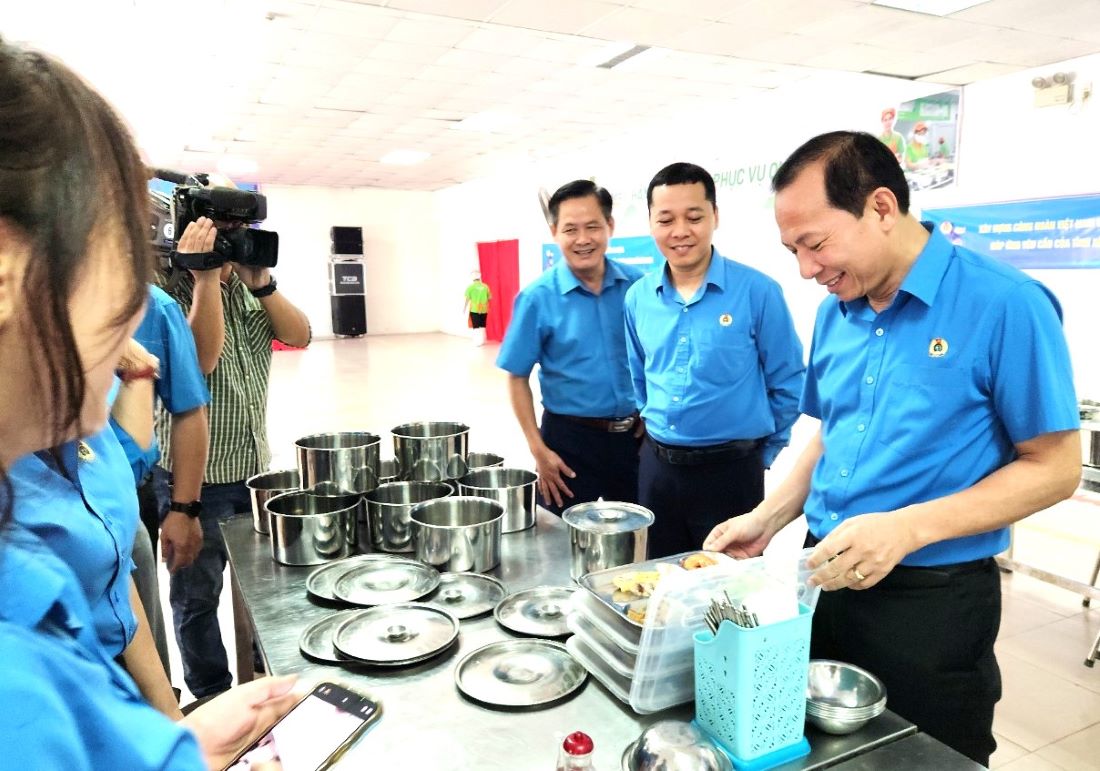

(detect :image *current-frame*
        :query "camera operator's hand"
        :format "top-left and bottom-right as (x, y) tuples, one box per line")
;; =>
(177, 217), (219, 280)
(231, 263), (271, 291)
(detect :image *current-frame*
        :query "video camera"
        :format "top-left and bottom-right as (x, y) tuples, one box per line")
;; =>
(149, 169), (279, 271)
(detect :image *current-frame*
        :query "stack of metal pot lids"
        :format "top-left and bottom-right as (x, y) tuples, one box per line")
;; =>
(562, 501), (655, 533)
(455, 639), (587, 708)
(299, 610), (362, 664)
(334, 604), (459, 666)
(421, 573), (506, 620)
(333, 555), (441, 606)
(306, 554), (406, 602)
(494, 586), (576, 637)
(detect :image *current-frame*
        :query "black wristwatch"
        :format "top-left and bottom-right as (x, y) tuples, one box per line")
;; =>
(250, 277), (277, 298)
(169, 500), (203, 519)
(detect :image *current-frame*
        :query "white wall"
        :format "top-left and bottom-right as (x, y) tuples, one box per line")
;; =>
(261, 185), (439, 338)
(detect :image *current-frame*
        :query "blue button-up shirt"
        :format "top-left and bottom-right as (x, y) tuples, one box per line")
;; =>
(8, 426), (140, 656)
(802, 226), (1079, 566)
(498, 258), (644, 417)
(624, 249), (805, 467)
(0, 525), (203, 768)
(111, 285), (210, 483)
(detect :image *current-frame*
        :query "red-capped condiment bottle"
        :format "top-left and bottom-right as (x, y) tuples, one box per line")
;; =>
(555, 731), (595, 770)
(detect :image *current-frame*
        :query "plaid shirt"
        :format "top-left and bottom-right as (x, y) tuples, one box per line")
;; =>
(157, 271), (274, 484)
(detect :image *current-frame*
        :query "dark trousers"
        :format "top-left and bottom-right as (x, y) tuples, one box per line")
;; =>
(136, 469), (164, 564)
(808, 547), (1002, 767)
(167, 479), (251, 699)
(539, 411), (641, 515)
(638, 437), (764, 559)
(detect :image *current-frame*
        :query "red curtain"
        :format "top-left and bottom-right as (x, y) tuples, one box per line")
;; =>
(476, 239), (519, 343)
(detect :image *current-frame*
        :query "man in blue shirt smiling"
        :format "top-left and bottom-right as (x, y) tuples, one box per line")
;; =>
(625, 162), (805, 558)
(705, 132), (1080, 766)
(498, 180), (644, 512)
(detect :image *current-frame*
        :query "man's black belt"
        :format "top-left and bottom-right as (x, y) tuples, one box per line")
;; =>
(649, 436), (762, 466)
(549, 411), (638, 433)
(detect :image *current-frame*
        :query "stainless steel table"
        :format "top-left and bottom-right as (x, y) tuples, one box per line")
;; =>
(224, 511), (942, 770)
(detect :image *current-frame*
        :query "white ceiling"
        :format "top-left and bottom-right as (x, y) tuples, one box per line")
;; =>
(6, 0), (1099, 189)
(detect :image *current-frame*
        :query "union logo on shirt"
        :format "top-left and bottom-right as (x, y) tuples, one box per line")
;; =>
(718, 313), (733, 327)
(928, 337), (949, 357)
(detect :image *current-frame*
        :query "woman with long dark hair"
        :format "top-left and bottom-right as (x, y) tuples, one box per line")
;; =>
(0, 38), (296, 767)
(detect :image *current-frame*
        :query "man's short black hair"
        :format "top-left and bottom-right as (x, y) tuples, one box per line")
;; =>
(772, 131), (910, 217)
(548, 180), (612, 226)
(646, 162), (717, 210)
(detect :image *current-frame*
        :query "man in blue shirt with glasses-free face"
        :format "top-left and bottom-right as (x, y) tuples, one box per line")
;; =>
(705, 131), (1080, 767)
(625, 162), (805, 559)
(497, 180), (644, 513)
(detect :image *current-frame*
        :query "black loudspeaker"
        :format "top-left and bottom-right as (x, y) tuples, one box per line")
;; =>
(331, 226), (363, 255)
(331, 294), (366, 336)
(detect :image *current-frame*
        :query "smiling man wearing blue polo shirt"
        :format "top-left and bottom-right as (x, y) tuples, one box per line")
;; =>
(625, 162), (805, 559)
(498, 180), (643, 513)
(705, 132), (1080, 766)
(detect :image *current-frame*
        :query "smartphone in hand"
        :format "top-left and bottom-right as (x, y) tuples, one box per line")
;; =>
(224, 682), (381, 771)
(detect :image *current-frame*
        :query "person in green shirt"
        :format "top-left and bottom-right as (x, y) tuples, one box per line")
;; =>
(463, 274), (492, 346)
(905, 121), (932, 170)
(878, 107), (906, 163)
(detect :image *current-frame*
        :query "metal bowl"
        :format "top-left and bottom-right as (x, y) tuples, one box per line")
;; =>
(621, 720), (732, 771)
(805, 659), (887, 735)
(410, 496), (504, 573)
(466, 451), (504, 470)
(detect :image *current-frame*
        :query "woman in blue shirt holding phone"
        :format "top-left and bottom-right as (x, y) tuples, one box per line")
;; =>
(0, 37), (297, 768)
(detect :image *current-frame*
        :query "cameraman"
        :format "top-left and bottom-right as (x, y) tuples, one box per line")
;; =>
(161, 213), (310, 700)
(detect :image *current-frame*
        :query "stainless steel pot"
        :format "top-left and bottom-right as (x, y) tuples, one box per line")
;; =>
(246, 469), (300, 535)
(266, 490), (361, 566)
(562, 501), (654, 580)
(295, 431), (381, 494)
(410, 496), (503, 573)
(392, 421), (469, 482)
(456, 467), (536, 533)
(366, 481), (454, 553)
(379, 458), (399, 485)
(1082, 421), (1100, 468)
(466, 452), (504, 470)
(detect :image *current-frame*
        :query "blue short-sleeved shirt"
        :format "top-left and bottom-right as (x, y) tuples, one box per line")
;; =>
(623, 249), (806, 467)
(497, 259), (643, 418)
(7, 426), (140, 656)
(0, 526), (204, 768)
(111, 285), (210, 483)
(802, 225), (1079, 566)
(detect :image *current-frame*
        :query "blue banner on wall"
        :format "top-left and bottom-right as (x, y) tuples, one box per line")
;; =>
(542, 235), (664, 273)
(923, 195), (1100, 269)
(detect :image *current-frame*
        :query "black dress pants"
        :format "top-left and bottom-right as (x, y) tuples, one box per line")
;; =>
(638, 437), (764, 559)
(809, 552), (1002, 767)
(539, 411), (641, 515)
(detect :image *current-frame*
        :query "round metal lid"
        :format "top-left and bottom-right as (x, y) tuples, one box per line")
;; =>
(333, 556), (441, 606)
(494, 585), (575, 638)
(562, 501), (654, 534)
(299, 610), (361, 664)
(306, 554), (406, 602)
(421, 572), (506, 620)
(455, 639), (587, 708)
(333, 604), (458, 666)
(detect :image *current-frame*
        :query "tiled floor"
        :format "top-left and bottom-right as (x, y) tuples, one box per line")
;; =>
(161, 333), (1100, 767)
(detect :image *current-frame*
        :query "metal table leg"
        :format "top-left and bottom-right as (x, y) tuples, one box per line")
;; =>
(230, 563), (255, 684)
(1086, 628), (1100, 668)
(1083, 550), (1100, 608)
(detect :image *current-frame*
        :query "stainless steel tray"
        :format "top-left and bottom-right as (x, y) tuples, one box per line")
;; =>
(577, 551), (729, 641)
(333, 603), (458, 666)
(333, 555), (440, 606)
(298, 610), (361, 663)
(421, 572), (505, 620)
(454, 639), (587, 708)
(494, 585), (575, 637)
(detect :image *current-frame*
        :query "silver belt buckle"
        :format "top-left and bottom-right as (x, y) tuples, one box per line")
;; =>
(608, 417), (634, 433)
